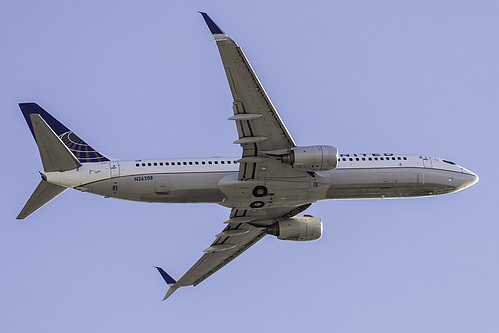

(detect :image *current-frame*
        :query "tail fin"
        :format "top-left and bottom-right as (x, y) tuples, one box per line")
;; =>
(20, 103), (109, 164)
(29, 114), (82, 172)
(17, 179), (66, 220)
(18, 103), (109, 219)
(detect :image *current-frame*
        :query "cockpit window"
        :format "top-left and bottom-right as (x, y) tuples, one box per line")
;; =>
(443, 160), (456, 165)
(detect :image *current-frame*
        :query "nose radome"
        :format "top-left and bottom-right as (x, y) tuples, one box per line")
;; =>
(469, 172), (479, 186)
(462, 168), (479, 187)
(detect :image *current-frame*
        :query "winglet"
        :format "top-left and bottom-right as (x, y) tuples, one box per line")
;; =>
(163, 286), (178, 301)
(199, 12), (225, 36)
(155, 266), (176, 286)
(155, 267), (178, 301)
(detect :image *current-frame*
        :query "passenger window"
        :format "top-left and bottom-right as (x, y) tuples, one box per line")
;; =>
(154, 162), (157, 166)
(208, 161), (212, 165)
(189, 162), (193, 165)
(148, 163), (151, 166)
(221, 161), (225, 164)
(136, 163), (139, 167)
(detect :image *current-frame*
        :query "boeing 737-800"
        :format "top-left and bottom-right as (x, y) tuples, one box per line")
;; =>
(17, 13), (478, 300)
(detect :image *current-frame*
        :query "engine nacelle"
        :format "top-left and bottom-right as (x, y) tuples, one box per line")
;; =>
(281, 145), (338, 172)
(267, 216), (323, 241)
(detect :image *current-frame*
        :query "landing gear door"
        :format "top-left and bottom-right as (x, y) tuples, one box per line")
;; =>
(422, 156), (433, 168)
(109, 162), (120, 178)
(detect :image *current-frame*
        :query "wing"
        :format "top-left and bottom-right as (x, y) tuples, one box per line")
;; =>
(156, 203), (312, 300)
(200, 12), (297, 180)
(157, 222), (266, 300)
(155, 14), (316, 300)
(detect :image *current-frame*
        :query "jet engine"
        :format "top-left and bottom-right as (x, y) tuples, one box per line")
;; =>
(267, 216), (323, 241)
(281, 145), (338, 172)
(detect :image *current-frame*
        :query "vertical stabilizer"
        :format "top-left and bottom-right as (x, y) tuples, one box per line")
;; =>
(17, 180), (67, 220)
(17, 102), (104, 219)
(30, 114), (82, 172)
(19, 103), (109, 163)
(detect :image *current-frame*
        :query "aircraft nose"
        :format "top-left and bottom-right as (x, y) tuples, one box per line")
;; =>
(461, 168), (479, 188)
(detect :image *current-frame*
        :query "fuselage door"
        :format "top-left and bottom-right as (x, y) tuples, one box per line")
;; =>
(109, 162), (120, 178)
(422, 156), (433, 168)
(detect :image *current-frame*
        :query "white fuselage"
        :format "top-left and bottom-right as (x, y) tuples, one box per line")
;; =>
(43, 153), (478, 210)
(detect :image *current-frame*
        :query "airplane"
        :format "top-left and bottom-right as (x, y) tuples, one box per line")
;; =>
(17, 12), (478, 300)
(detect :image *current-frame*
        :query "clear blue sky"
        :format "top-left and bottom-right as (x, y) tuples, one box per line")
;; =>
(1, 1), (497, 332)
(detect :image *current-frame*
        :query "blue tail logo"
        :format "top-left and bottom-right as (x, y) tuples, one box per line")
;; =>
(58, 131), (109, 163)
(20, 103), (109, 163)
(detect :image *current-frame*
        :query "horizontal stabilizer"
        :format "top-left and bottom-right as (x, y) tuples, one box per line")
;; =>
(17, 180), (67, 220)
(30, 114), (82, 172)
